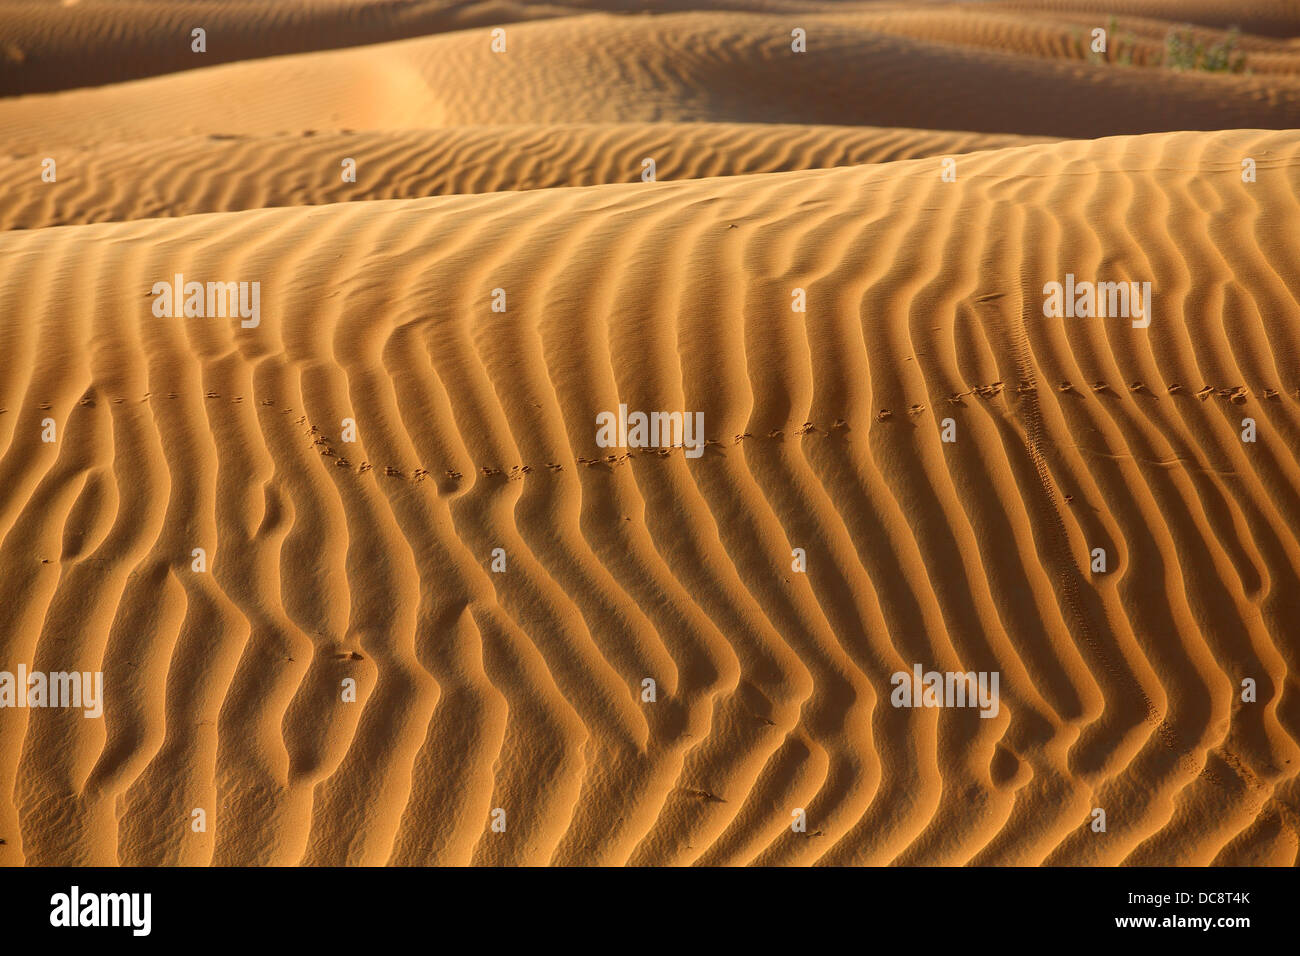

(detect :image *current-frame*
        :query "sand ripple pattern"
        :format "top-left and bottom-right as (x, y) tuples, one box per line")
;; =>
(1, 129), (1297, 865)
(0, 123), (1054, 231)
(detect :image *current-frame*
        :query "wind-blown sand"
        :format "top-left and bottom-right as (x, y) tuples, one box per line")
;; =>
(1, 1), (1298, 866)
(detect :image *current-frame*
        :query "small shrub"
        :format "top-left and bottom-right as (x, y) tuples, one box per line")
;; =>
(1164, 24), (1247, 73)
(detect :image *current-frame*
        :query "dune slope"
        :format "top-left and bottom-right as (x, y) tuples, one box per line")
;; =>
(1, 129), (1298, 866)
(6, 0), (1299, 96)
(3, 11), (1300, 150)
(0, 122), (1055, 230)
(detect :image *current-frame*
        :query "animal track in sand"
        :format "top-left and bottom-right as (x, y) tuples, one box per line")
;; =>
(26, 380), (1292, 500)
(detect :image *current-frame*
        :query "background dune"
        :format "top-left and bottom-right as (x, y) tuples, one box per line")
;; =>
(1, 0), (1298, 867)
(4, 10), (1300, 149)
(0, 123), (1055, 229)
(992, 1), (1300, 39)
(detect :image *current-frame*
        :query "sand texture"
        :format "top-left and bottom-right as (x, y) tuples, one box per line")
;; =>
(1, 0), (1298, 866)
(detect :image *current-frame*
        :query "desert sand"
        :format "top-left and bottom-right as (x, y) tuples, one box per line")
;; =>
(1, 1), (1298, 866)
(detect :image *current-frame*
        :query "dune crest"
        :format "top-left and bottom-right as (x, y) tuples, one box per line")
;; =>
(0, 123), (1056, 230)
(4, 9), (1300, 152)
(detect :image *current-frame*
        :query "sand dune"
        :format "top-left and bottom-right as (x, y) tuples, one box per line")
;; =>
(3, 0), (1299, 871)
(0, 0), (598, 96)
(845, 8), (1300, 75)
(3, 10), (1300, 151)
(0, 123), (1055, 229)
(990, 1), (1300, 39)
(2, 128), (1298, 865)
(2, 0), (909, 95)
(7, 1), (1298, 99)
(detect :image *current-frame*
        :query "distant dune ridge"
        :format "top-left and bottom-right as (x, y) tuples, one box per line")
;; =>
(1, 1), (1299, 866)
(4, 10), (1300, 146)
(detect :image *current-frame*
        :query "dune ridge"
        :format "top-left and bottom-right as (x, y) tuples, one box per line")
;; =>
(3, 10), (1300, 153)
(0, 122), (1056, 230)
(990, 1), (1300, 39)
(1, 0), (915, 95)
(838, 8), (1300, 74)
(6, 0), (1299, 99)
(2, 128), (1298, 866)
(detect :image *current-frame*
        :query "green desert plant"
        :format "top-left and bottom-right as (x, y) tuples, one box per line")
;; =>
(1164, 24), (1247, 72)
